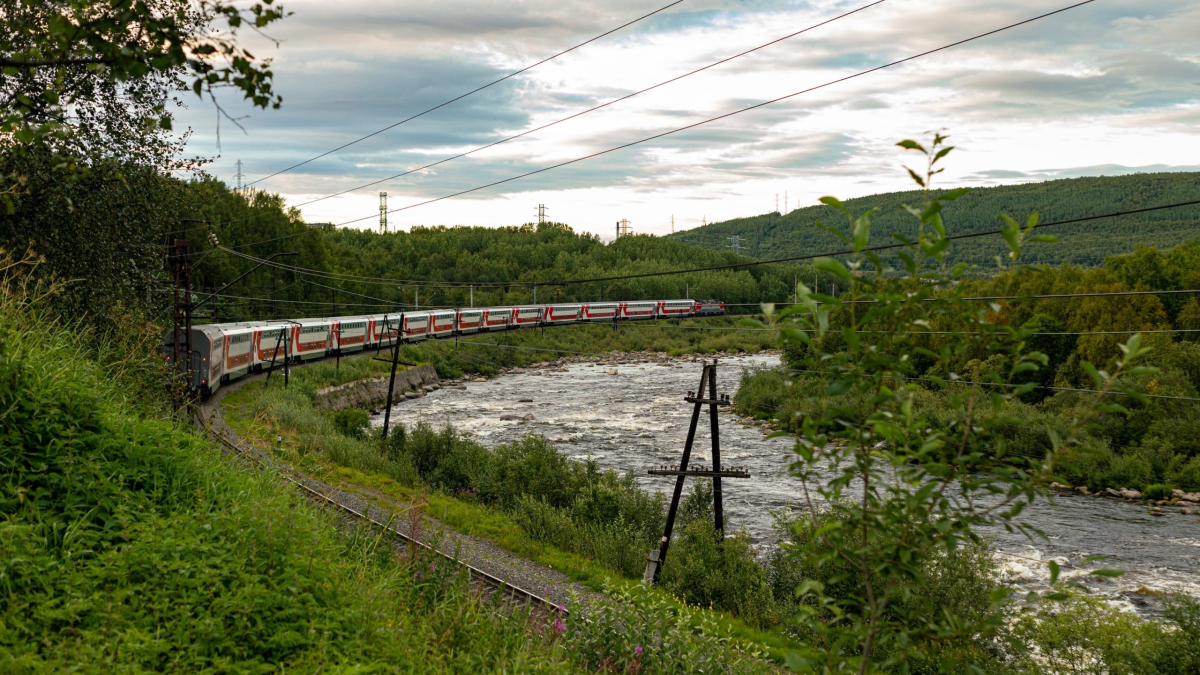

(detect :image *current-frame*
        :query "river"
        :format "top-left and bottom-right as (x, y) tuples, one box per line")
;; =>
(371, 352), (1199, 616)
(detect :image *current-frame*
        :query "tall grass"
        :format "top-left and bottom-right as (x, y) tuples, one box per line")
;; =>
(0, 286), (584, 672)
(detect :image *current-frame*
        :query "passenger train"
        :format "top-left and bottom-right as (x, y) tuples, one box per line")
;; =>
(164, 298), (725, 397)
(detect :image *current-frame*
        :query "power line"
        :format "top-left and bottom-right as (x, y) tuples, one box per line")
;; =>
(334, 0), (1099, 228)
(726, 288), (1200, 305)
(536, 199), (1200, 286)
(219, 246), (518, 288)
(245, 0), (687, 187)
(281, 0), (888, 212)
(212, 198), (1199, 293)
(619, 322), (1200, 337)
(783, 368), (1200, 403)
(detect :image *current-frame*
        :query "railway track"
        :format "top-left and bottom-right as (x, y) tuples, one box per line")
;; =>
(198, 414), (564, 617)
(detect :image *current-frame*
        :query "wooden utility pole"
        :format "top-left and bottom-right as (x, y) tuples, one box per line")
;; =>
(645, 361), (748, 583)
(381, 313), (405, 443)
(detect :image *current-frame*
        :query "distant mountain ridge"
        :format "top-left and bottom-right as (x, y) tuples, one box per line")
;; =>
(668, 172), (1200, 270)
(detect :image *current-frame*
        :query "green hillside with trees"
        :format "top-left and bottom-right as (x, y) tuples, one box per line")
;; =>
(670, 172), (1200, 270)
(2, 163), (846, 327)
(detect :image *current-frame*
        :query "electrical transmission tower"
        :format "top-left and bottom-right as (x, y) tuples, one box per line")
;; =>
(728, 234), (742, 255)
(234, 159), (245, 192)
(671, 215), (674, 234)
(615, 219), (632, 239)
(379, 192), (388, 233)
(536, 204), (548, 224)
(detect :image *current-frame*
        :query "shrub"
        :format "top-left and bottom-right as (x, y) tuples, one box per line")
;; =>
(1011, 593), (1200, 674)
(333, 406), (370, 438)
(659, 519), (774, 627)
(566, 583), (773, 674)
(1142, 483), (1174, 500)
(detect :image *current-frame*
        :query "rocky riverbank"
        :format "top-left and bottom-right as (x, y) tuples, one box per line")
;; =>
(1049, 482), (1200, 517)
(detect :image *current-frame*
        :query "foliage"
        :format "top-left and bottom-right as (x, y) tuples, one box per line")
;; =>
(735, 233), (1200, 490)
(332, 406), (370, 439)
(565, 583), (773, 674)
(1141, 483), (1173, 500)
(753, 133), (1156, 673)
(1, 0), (286, 173)
(673, 171), (1200, 271)
(1010, 593), (1200, 674)
(0, 273), (592, 673)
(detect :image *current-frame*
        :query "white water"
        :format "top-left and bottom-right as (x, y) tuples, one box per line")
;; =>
(373, 353), (1200, 616)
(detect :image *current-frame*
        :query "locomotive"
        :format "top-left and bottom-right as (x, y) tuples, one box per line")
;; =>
(164, 298), (724, 397)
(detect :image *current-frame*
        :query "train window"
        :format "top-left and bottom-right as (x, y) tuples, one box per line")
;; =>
(231, 333), (251, 344)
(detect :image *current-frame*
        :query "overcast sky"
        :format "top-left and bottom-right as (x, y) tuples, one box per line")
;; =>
(174, 0), (1200, 239)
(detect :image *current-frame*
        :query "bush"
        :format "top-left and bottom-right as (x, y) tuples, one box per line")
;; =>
(659, 519), (774, 627)
(1011, 593), (1200, 674)
(566, 584), (773, 674)
(333, 406), (370, 438)
(1142, 483), (1174, 500)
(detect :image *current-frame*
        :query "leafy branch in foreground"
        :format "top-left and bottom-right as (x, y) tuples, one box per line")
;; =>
(756, 133), (1149, 674)
(1, 0), (289, 204)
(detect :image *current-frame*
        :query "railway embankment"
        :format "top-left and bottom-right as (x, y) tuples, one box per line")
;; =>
(315, 364), (439, 410)
(201, 376), (598, 609)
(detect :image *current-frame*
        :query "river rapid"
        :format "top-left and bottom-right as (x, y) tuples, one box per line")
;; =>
(371, 352), (1199, 616)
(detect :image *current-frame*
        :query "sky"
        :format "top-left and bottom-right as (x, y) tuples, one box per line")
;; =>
(173, 0), (1200, 240)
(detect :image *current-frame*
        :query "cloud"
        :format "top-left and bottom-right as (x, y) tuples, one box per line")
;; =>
(167, 0), (1200, 236)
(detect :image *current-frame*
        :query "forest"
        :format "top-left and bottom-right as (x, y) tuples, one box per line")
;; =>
(671, 171), (1200, 270)
(0, 159), (846, 327)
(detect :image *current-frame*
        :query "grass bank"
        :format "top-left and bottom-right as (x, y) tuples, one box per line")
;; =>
(0, 289), (777, 673)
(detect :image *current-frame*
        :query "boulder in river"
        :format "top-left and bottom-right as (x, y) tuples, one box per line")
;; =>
(1172, 489), (1200, 503)
(608, 369), (618, 375)
(1181, 508), (1197, 516)
(500, 414), (522, 421)
(518, 398), (533, 403)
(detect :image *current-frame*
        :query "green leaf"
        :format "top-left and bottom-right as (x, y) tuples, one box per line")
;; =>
(1048, 559), (1060, 585)
(814, 258), (854, 282)
(897, 139), (926, 152)
(1090, 569), (1125, 577)
(852, 208), (878, 252)
(940, 187), (971, 201)
(819, 196), (849, 214)
(906, 168), (926, 188)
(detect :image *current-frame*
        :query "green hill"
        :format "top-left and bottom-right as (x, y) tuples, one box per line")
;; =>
(669, 172), (1200, 271)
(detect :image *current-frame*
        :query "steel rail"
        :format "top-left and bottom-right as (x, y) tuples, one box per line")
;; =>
(198, 416), (563, 615)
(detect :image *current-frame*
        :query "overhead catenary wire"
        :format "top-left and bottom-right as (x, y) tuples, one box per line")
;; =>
(282, 0), (889, 212)
(782, 368), (1200, 403)
(724, 287), (1200, 306)
(245, 0), (687, 188)
(333, 0), (1101, 229)
(219, 246), (519, 288)
(617, 323), (1200, 337)
(538, 199), (1200, 286)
